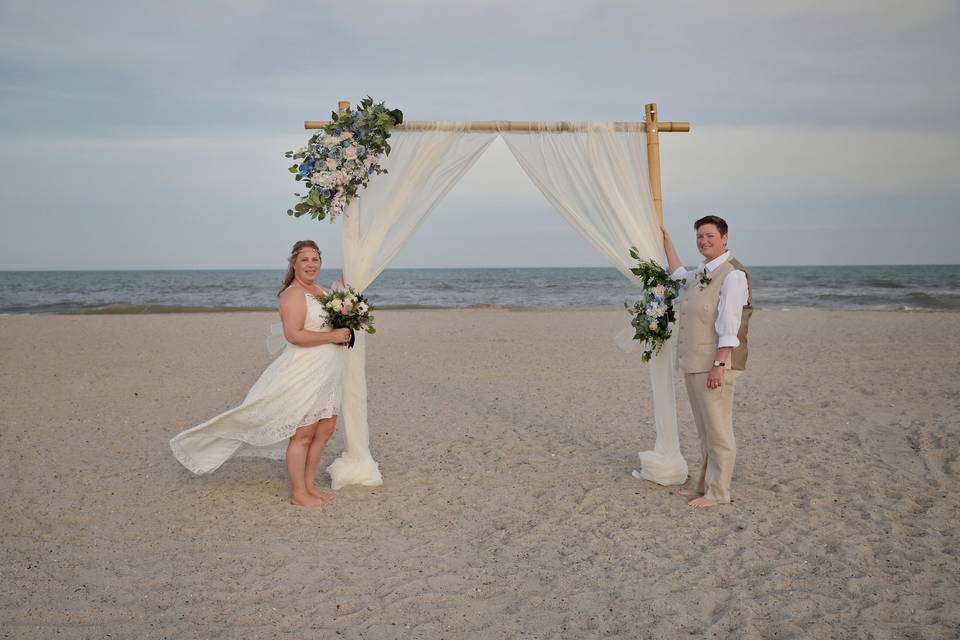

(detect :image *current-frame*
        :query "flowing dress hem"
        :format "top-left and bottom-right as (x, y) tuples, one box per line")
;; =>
(170, 405), (340, 475)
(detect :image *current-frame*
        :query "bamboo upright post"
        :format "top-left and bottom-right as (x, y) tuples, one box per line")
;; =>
(645, 103), (664, 226)
(338, 100), (350, 115)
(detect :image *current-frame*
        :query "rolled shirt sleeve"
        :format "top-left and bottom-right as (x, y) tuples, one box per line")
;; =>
(716, 269), (749, 348)
(671, 266), (692, 287)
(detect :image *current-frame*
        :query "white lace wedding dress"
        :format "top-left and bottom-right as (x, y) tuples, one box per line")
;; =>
(169, 291), (346, 474)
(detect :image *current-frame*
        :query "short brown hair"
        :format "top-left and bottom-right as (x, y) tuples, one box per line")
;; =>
(694, 215), (728, 235)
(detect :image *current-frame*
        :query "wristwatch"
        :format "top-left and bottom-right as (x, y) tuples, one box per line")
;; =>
(712, 360), (725, 367)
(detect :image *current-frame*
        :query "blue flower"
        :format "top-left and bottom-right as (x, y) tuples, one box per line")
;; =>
(298, 161), (314, 177)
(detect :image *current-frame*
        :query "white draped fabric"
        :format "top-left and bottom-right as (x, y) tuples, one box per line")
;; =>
(330, 122), (686, 490)
(501, 123), (687, 485)
(328, 124), (498, 490)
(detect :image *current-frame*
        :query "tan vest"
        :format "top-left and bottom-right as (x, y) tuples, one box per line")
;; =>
(676, 257), (752, 373)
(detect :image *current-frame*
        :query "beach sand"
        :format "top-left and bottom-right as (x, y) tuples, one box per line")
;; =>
(1, 309), (958, 639)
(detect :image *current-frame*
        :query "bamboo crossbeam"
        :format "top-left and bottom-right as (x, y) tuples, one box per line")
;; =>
(304, 119), (690, 132)
(309, 100), (688, 230)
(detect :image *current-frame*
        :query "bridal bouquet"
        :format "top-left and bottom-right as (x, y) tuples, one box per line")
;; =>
(625, 247), (681, 362)
(314, 286), (375, 348)
(285, 96), (403, 223)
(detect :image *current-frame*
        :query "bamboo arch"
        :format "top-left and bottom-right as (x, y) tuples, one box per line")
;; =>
(306, 101), (690, 225)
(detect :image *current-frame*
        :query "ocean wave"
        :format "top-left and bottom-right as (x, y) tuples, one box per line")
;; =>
(901, 292), (960, 310)
(73, 304), (274, 314)
(862, 278), (909, 289)
(375, 304), (447, 310)
(431, 282), (466, 291)
(3, 266), (959, 314)
(761, 290), (960, 311)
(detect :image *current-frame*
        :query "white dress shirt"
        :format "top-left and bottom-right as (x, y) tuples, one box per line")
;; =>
(671, 251), (749, 348)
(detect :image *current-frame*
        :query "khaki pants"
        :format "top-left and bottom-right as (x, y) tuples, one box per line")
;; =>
(684, 368), (741, 503)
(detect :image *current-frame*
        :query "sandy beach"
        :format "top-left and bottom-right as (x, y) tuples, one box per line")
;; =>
(1, 308), (957, 639)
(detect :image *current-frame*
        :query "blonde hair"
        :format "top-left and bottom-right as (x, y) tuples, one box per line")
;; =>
(278, 240), (321, 296)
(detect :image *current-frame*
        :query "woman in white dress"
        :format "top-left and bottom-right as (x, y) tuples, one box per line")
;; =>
(169, 240), (351, 507)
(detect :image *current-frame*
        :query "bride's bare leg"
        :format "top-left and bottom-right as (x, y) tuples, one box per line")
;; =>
(304, 416), (337, 503)
(287, 424), (326, 507)
(678, 489), (703, 497)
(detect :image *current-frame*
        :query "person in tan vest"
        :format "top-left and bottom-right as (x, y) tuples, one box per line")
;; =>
(662, 215), (752, 508)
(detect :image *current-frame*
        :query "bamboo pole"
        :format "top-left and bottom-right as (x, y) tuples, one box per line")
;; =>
(304, 119), (690, 132)
(315, 99), (689, 228)
(645, 103), (665, 227)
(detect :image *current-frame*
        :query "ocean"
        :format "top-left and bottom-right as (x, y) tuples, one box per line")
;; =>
(0, 265), (958, 314)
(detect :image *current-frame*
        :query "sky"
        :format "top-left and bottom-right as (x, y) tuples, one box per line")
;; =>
(1, 0), (958, 270)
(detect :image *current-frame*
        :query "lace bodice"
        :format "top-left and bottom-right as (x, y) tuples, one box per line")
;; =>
(303, 290), (331, 332)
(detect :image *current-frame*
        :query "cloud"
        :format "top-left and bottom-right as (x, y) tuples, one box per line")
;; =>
(664, 124), (960, 201)
(1, 1), (957, 268)
(1, 0), (957, 134)
(2, 119), (957, 269)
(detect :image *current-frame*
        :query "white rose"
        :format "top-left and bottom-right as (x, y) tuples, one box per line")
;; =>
(649, 321), (658, 331)
(313, 171), (334, 188)
(323, 135), (339, 148)
(653, 285), (666, 297)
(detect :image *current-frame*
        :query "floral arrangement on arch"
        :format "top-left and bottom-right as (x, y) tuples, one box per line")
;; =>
(625, 247), (682, 362)
(285, 97), (403, 222)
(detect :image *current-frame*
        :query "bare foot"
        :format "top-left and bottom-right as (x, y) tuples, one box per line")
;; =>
(305, 485), (334, 505)
(290, 493), (328, 507)
(678, 489), (703, 497)
(688, 497), (718, 509)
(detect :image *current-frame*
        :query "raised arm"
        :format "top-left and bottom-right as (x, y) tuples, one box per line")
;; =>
(279, 288), (350, 347)
(661, 227), (684, 274)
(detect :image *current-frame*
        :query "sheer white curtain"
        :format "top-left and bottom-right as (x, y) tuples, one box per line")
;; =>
(328, 124), (498, 489)
(501, 123), (688, 485)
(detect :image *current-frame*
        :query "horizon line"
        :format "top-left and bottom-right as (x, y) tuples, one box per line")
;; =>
(2, 263), (959, 273)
